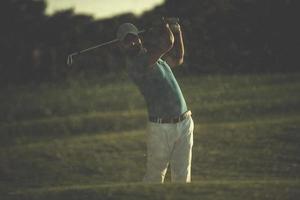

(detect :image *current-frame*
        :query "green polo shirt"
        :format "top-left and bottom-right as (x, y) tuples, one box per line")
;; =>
(127, 51), (188, 118)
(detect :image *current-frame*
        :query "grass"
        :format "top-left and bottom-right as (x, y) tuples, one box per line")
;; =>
(0, 73), (300, 199)
(9, 180), (300, 200)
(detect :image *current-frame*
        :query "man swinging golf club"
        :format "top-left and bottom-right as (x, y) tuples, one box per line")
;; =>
(117, 18), (194, 183)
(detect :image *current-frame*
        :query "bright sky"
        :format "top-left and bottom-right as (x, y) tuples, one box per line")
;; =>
(46, 0), (165, 19)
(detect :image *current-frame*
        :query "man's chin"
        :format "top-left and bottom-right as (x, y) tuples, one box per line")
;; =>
(127, 47), (143, 57)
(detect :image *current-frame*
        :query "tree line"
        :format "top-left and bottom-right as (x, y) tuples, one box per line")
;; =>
(0, 0), (299, 85)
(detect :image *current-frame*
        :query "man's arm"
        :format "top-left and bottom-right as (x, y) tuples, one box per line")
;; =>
(162, 20), (185, 68)
(145, 22), (175, 67)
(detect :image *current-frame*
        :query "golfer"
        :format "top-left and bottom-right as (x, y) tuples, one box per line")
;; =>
(117, 18), (194, 183)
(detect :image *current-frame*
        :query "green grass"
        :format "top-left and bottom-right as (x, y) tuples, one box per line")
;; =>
(9, 180), (300, 200)
(0, 73), (300, 199)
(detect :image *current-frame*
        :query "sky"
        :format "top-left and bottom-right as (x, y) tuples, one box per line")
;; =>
(46, 0), (165, 19)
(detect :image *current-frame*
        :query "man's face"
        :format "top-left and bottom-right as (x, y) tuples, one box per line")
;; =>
(121, 34), (143, 56)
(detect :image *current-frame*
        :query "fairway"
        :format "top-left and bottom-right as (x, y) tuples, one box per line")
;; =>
(0, 73), (300, 200)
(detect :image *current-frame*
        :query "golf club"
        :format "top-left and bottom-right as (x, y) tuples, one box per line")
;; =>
(66, 17), (179, 66)
(67, 38), (120, 66)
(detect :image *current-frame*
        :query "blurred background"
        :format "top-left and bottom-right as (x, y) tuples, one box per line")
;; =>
(1, 1), (300, 199)
(0, 0), (299, 85)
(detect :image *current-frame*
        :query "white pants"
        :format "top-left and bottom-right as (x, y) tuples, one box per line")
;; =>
(143, 115), (194, 183)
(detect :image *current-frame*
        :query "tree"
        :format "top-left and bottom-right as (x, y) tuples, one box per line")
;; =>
(0, 0), (47, 84)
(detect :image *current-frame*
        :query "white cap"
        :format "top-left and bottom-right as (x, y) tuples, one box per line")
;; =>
(116, 23), (142, 41)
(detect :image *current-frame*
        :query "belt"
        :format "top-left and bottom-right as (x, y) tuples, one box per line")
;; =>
(149, 111), (192, 124)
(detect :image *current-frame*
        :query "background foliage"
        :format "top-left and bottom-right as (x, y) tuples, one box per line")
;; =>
(0, 0), (299, 85)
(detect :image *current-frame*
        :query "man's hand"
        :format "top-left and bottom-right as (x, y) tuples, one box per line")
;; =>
(164, 17), (181, 34)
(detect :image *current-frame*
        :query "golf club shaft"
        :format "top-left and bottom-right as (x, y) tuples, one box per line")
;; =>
(67, 38), (120, 65)
(71, 38), (119, 57)
(67, 28), (146, 59)
(66, 30), (146, 66)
